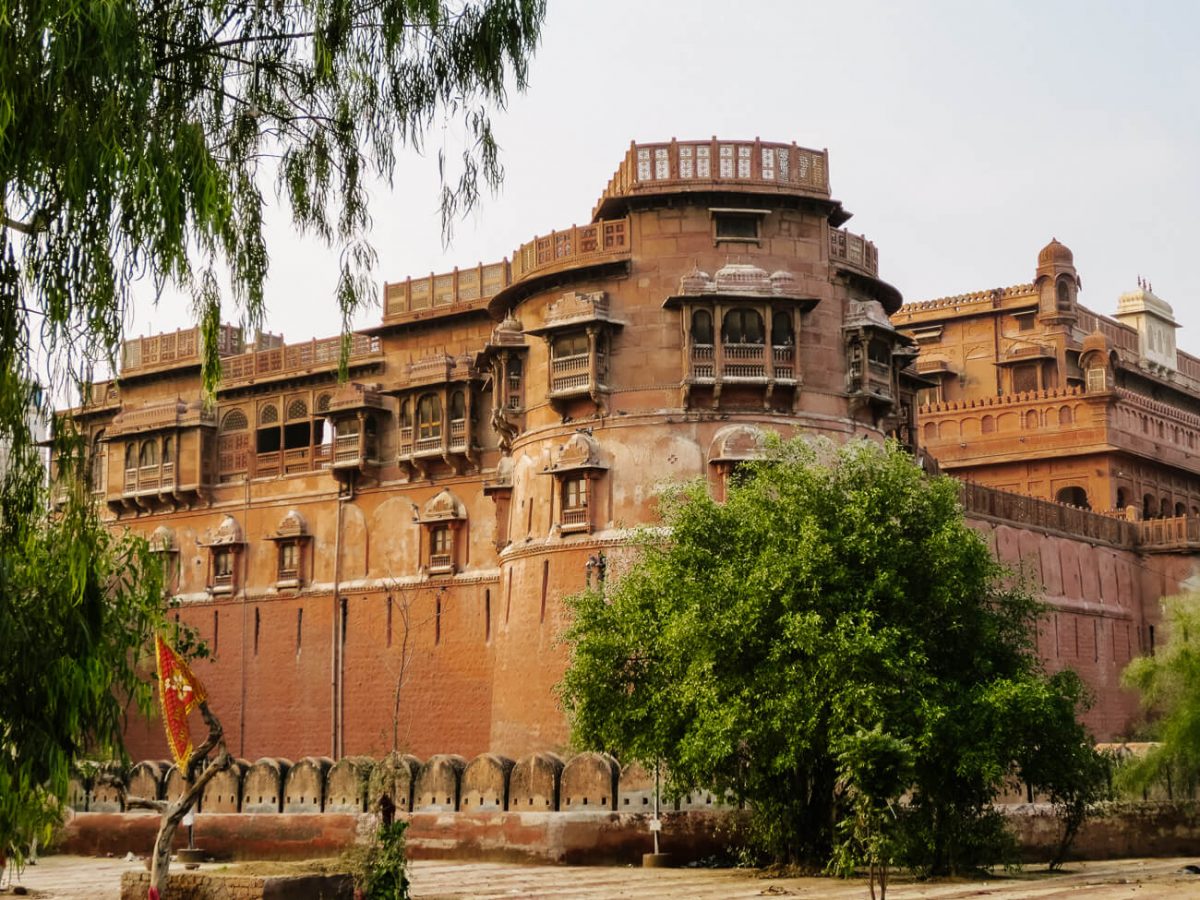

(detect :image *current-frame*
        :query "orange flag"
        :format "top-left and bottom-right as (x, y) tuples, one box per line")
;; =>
(155, 634), (208, 770)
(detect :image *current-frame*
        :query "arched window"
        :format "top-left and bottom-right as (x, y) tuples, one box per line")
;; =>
(772, 311), (794, 347)
(1056, 278), (1071, 310)
(162, 436), (174, 464)
(417, 393), (442, 440)
(399, 399), (412, 428)
(1161, 497), (1172, 518)
(259, 404), (279, 425)
(222, 409), (248, 432)
(124, 443), (136, 471)
(316, 393), (332, 413)
(90, 431), (106, 492)
(722, 309), (764, 344)
(1025, 409), (1039, 430)
(1143, 494), (1155, 519)
(1116, 487), (1128, 510)
(286, 398), (308, 421)
(449, 389), (466, 421)
(139, 440), (158, 467)
(1056, 486), (1089, 509)
(691, 309), (713, 345)
(1058, 406), (1073, 426)
(1176, 502), (1187, 517)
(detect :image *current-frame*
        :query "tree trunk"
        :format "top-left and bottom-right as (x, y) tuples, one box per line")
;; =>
(149, 702), (230, 898)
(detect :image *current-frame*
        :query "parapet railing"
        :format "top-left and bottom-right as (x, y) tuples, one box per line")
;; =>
(120, 325), (242, 374)
(219, 334), (382, 387)
(958, 480), (1137, 547)
(1075, 307), (1141, 355)
(593, 138), (830, 219)
(383, 219), (632, 320)
(829, 228), (878, 278)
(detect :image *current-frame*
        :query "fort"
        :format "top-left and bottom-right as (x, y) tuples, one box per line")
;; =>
(63, 137), (1200, 783)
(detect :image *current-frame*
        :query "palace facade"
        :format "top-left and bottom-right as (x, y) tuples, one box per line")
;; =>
(63, 139), (1198, 767)
(892, 241), (1200, 522)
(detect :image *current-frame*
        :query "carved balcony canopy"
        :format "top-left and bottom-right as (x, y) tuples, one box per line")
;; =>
(200, 514), (245, 547)
(664, 263), (818, 311)
(265, 508), (310, 541)
(106, 397), (214, 438)
(419, 488), (468, 524)
(544, 431), (608, 477)
(327, 382), (387, 414)
(708, 424), (767, 467)
(525, 290), (624, 336)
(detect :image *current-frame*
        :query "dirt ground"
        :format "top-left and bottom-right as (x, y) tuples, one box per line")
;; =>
(5, 854), (1200, 899)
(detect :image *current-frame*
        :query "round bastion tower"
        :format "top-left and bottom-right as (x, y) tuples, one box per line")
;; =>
(482, 138), (915, 754)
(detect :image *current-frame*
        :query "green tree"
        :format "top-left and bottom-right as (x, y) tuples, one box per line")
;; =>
(0, 433), (167, 868)
(1120, 593), (1200, 798)
(0, 0), (544, 871)
(1, 0), (545, 392)
(559, 438), (1105, 873)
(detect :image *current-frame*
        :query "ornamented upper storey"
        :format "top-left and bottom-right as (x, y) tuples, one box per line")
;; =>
(591, 138), (832, 220)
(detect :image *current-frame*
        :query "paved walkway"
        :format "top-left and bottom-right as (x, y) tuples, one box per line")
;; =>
(5, 854), (1199, 899)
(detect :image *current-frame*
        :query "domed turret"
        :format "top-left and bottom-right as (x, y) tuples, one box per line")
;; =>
(1034, 237), (1080, 321)
(1037, 237), (1074, 271)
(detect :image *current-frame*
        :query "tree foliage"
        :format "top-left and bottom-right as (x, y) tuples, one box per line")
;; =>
(559, 438), (1105, 873)
(1120, 594), (1200, 797)
(0, 0), (545, 392)
(0, 435), (168, 866)
(0, 0), (543, 868)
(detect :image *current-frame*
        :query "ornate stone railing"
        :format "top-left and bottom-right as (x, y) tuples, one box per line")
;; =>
(958, 480), (1136, 547)
(384, 261), (511, 319)
(1075, 307), (1140, 355)
(121, 325), (242, 374)
(828, 228), (878, 278)
(1138, 515), (1200, 550)
(511, 220), (629, 283)
(221, 334), (381, 387)
(594, 138), (829, 219)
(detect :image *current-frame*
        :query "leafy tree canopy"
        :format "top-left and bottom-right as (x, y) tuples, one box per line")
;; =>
(0, 444), (170, 865)
(1120, 593), (1200, 796)
(0, 0), (545, 396)
(559, 438), (1104, 873)
(0, 0), (543, 868)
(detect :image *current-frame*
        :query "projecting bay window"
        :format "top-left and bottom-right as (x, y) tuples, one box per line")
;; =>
(397, 385), (476, 477)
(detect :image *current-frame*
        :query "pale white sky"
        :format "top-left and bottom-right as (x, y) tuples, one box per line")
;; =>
(129, 0), (1200, 356)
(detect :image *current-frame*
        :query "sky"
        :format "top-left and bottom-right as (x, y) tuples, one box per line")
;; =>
(128, 0), (1200, 359)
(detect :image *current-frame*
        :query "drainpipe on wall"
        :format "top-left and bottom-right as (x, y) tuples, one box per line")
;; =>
(331, 486), (344, 759)
(239, 473), (250, 759)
